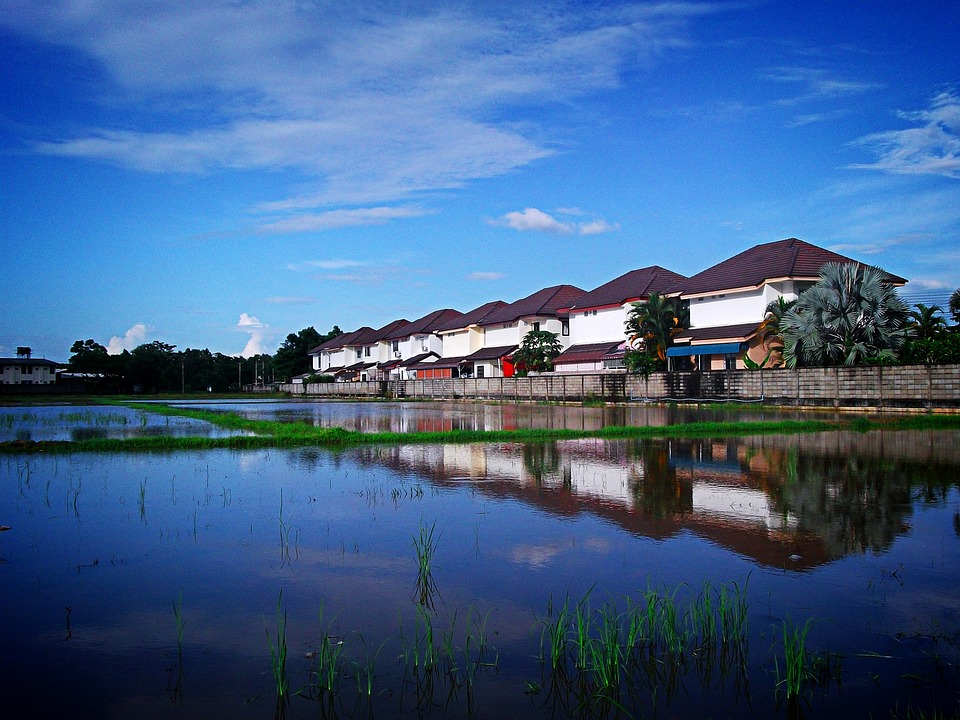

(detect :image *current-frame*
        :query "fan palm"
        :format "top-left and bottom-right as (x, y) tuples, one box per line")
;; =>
(780, 262), (911, 367)
(755, 296), (797, 367)
(950, 288), (960, 325)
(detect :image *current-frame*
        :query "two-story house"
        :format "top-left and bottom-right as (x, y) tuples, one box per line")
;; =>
(378, 308), (464, 380)
(668, 238), (907, 369)
(1, 353), (61, 385)
(412, 300), (508, 379)
(552, 266), (688, 373)
(470, 284), (585, 378)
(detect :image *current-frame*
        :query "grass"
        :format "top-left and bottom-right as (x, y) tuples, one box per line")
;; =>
(412, 519), (440, 609)
(266, 590), (290, 707)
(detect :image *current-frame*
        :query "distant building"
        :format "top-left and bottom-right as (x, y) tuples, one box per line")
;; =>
(1, 351), (61, 385)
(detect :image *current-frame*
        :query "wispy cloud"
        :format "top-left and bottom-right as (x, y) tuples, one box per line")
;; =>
(468, 271), (504, 281)
(7, 1), (717, 215)
(107, 322), (151, 354)
(766, 66), (881, 106)
(266, 296), (315, 305)
(287, 259), (366, 272)
(258, 206), (432, 234)
(490, 207), (619, 235)
(848, 91), (960, 178)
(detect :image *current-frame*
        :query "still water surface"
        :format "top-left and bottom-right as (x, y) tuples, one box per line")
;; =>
(1, 406), (958, 719)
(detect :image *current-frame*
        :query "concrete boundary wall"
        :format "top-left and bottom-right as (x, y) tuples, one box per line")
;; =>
(277, 364), (960, 410)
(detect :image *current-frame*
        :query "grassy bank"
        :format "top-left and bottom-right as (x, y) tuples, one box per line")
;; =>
(3, 399), (960, 454)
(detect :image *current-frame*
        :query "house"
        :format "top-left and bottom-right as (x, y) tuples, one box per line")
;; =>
(307, 327), (371, 377)
(1, 351), (61, 385)
(474, 284), (585, 377)
(379, 308), (463, 380)
(339, 319), (410, 381)
(415, 300), (509, 379)
(554, 266), (687, 373)
(668, 238), (908, 370)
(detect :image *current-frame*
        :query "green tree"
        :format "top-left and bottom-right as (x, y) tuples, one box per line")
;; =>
(780, 263), (911, 367)
(624, 292), (688, 372)
(753, 297), (797, 367)
(949, 288), (960, 325)
(273, 326), (326, 382)
(68, 339), (112, 373)
(511, 330), (563, 375)
(908, 303), (947, 340)
(130, 341), (180, 392)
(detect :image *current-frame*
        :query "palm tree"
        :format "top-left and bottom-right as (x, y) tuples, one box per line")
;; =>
(780, 262), (911, 367)
(754, 296), (797, 367)
(950, 288), (960, 325)
(908, 303), (946, 340)
(625, 292), (688, 363)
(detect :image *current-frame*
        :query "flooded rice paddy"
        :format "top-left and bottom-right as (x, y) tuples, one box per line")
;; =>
(1, 400), (958, 719)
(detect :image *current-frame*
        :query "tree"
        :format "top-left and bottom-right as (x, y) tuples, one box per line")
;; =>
(130, 341), (180, 392)
(624, 292), (688, 372)
(511, 330), (563, 375)
(950, 288), (960, 325)
(753, 297), (797, 367)
(780, 263), (911, 367)
(908, 303), (947, 340)
(68, 339), (111, 373)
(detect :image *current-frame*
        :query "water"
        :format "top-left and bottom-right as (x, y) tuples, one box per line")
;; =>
(1, 407), (958, 719)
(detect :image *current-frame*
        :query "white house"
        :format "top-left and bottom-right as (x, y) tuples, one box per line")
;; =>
(474, 284), (585, 376)
(554, 266), (687, 373)
(669, 238), (907, 370)
(379, 308), (463, 379)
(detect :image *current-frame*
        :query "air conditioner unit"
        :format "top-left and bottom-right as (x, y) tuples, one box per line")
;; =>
(394, 351), (402, 358)
(421, 345), (429, 352)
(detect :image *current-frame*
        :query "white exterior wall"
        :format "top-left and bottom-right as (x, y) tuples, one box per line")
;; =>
(441, 327), (484, 358)
(2, 363), (56, 384)
(568, 305), (628, 344)
(483, 323), (522, 348)
(688, 282), (801, 330)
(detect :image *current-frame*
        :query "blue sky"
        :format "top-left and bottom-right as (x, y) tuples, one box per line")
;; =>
(2, 1), (958, 360)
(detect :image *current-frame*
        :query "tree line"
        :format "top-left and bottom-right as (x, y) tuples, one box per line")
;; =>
(65, 326), (341, 393)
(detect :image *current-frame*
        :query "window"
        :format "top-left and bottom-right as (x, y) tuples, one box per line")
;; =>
(476, 365), (485, 378)
(532, 322), (541, 332)
(364, 347), (371, 357)
(392, 340), (399, 352)
(22, 365), (32, 374)
(561, 321), (569, 336)
(725, 354), (738, 370)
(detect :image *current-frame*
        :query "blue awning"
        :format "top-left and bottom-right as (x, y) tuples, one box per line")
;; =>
(667, 342), (746, 357)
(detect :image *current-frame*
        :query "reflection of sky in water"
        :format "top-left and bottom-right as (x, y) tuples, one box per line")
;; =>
(0, 405), (249, 441)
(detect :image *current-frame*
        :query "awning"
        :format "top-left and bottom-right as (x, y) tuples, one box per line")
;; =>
(666, 342), (746, 357)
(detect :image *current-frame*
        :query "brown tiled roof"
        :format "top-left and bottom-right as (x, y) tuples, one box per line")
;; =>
(385, 309), (463, 340)
(565, 267), (688, 311)
(411, 356), (464, 370)
(464, 345), (517, 361)
(680, 238), (907, 296)
(348, 319), (409, 345)
(308, 327), (370, 354)
(398, 351), (439, 367)
(435, 300), (507, 332)
(552, 341), (623, 365)
(479, 285), (585, 326)
(674, 323), (759, 344)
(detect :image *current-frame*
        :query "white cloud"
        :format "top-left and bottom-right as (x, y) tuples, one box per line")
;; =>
(107, 323), (150, 355)
(849, 91), (960, 178)
(491, 207), (619, 235)
(468, 271), (504, 281)
(7, 1), (717, 213)
(766, 66), (882, 106)
(237, 313), (269, 357)
(266, 296), (315, 305)
(578, 219), (620, 235)
(259, 207), (432, 235)
(496, 207), (574, 234)
(286, 259), (366, 272)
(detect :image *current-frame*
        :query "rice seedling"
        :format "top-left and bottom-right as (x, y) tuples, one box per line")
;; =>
(138, 478), (147, 522)
(775, 617), (814, 700)
(311, 605), (345, 698)
(266, 589), (290, 707)
(173, 589), (185, 662)
(412, 519), (440, 609)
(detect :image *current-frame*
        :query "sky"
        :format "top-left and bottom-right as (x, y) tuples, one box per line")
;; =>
(2, 1), (959, 361)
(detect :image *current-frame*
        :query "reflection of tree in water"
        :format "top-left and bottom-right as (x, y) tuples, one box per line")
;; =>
(522, 442), (565, 486)
(763, 451), (958, 558)
(626, 440), (692, 519)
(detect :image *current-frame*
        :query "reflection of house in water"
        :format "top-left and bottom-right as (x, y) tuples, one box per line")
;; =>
(351, 431), (956, 572)
(353, 438), (835, 571)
